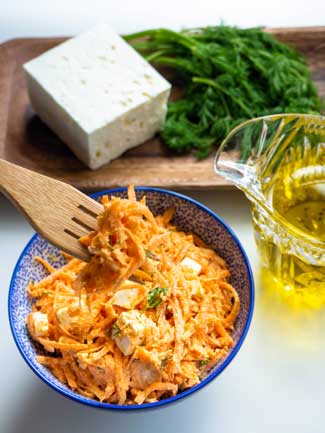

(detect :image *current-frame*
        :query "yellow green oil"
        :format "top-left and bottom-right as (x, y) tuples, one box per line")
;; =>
(253, 144), (325, 308)
(273, 178), (325, 242)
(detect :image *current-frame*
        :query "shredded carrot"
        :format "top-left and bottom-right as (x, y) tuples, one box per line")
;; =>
(35, 256), (56, 273)
(27, 185), (240, 405)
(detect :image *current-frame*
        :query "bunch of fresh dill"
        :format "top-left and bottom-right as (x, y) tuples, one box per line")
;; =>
(125, 26), (323, 158)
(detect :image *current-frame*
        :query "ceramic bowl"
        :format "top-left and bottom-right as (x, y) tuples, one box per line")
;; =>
(8, 187), (254, 410)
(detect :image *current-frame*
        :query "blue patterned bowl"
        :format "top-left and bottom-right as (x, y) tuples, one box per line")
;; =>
(8, 187), (254, 410)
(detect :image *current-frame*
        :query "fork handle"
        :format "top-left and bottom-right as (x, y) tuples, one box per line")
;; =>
(0, 159), (102, 260)
(0, 159), (39, 222)
(0, 159), (66, 241)
(0, 157), (78, 233)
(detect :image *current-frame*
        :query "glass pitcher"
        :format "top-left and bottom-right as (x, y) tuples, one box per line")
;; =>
(215, 114), (325, 303)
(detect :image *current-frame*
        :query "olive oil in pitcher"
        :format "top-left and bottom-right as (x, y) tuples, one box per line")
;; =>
(215, 114), (325, 306)
(255, 141), (325, 300)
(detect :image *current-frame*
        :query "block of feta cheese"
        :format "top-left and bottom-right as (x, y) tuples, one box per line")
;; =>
(23, 23), (171, 169)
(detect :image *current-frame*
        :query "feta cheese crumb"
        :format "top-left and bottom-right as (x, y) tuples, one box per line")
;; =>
(190, 280), (204, 297)
(56, 297), (80, 330)
(130, 347), (161, 390)
(56, 307), (74, 330)
(181, 257), (202, 274)
(30, 312), (49, 337)
(113, 310), (154, 356)
(111, 288), (140, 309)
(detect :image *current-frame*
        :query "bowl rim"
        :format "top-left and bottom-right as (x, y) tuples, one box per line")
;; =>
(8, 186), (254, 411)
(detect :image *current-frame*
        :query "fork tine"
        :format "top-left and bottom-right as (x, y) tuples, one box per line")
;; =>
(77, 196), (103, 216)
(64, 219), (92, 238)
(73, 208), (98, 231)
(63, 228), (82, 240)
(71, 217), (95, 233)
(60, 231), (90, 261)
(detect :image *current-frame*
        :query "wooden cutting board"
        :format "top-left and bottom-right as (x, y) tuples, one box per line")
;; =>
(0, 27), (325, 191)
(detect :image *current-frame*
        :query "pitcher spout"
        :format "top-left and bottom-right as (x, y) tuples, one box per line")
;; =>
(214, 116), (271, 205)
(214, 153), (258, 197)
(215, 114), (325, 208)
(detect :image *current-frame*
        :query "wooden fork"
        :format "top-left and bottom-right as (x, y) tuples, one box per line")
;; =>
(0, 159), (103, 261)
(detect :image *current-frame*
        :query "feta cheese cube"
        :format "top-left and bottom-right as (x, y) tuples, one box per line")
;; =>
(190, 279), (204, 297)
(56, 297), (80, 330)
(113, 310), (153, 356)
(181, 257), (202, 274)
(111, 288), (140, 309)
(130, 347), (161, 390)
(56, 306), (73, 330)
(30, 312), (49, 337)
(23, 23), (171, 169)
(114, 334), (134, 357)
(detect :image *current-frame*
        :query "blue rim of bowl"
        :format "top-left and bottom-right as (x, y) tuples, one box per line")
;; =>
(8, 186), (254, 410)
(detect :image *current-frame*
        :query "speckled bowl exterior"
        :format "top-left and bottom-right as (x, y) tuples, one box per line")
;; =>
(8, 187), (254, 410)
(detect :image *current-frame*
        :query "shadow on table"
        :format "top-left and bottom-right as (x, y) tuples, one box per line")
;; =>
(8, 380), (223, 433)
(256, 267), (325, 353)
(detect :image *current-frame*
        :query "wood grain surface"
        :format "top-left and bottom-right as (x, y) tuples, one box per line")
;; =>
(0, 158), (102, 259)
(0, 27), (325, 191)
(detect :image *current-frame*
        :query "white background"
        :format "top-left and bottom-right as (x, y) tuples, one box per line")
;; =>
(1, 0), (325, 42)
(1, 1), (325, 432)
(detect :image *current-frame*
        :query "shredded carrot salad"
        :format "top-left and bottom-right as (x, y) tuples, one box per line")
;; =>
(27, 186), (240, 405)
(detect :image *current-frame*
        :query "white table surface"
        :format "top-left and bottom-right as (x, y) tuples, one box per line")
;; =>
(1, 2), (325, 432)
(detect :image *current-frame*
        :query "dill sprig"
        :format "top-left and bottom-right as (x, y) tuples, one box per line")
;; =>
(125, 25), (323, 158)
(145, 287), (168, 310)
